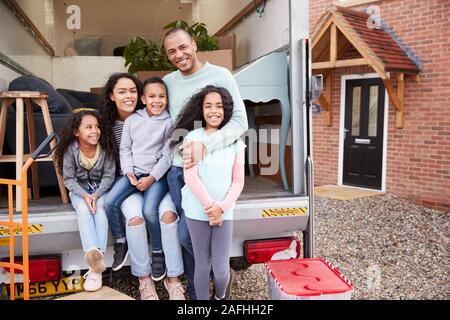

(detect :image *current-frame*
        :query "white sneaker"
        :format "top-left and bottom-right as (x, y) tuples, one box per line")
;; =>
(139, 277), (159, 300)
(84, 248), (106, 273)
(83, 269), (102, 292)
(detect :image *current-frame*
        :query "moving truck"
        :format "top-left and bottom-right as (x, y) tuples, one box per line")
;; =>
(0, 0), (319, 298)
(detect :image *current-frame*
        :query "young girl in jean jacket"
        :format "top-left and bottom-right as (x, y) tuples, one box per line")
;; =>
(54, 110), (116, 292)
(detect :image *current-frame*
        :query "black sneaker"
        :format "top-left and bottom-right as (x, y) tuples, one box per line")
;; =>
(223, 268), (235, 300)
(151, 251), (167, 281)
(112, 242), (129, 271)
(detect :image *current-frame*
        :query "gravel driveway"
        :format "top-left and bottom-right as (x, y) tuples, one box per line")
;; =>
(107, 193), (449, 300)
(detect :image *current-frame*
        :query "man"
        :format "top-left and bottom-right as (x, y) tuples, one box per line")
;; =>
(163, 28), (248, 300)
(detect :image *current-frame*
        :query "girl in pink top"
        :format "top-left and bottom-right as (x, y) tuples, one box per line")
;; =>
(173, 86), (246, 300)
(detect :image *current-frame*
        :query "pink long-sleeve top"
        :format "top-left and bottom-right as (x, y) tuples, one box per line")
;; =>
(184, 150), (245, 214)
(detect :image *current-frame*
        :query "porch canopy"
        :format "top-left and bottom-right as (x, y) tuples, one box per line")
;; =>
(312, 5), (420, 128)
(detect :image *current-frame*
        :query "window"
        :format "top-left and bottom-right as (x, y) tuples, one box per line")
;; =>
(368, 85), (379, 137)
(351, 86), (361, 136)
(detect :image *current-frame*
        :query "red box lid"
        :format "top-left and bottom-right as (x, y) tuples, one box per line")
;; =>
(265, 258), (353, 297)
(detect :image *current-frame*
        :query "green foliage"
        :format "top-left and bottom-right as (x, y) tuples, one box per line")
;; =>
(163, 20), (219, 52)
(123, 37), (175, 74)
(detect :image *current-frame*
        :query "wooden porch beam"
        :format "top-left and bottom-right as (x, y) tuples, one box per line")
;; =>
(383, 74), (405, 129)
(335, 58), (368, 67)
(396, 74), (405, 129)
(312, 58), (368, 69)
(316, 94), (330, 111)
(325, 73), (332, 126)
(333, 19), (386, 77)
(408, 73), (419, 82)
(312, 18), (334, 49)
(330, 24), (337, 63)
(312, 62), (332, 69)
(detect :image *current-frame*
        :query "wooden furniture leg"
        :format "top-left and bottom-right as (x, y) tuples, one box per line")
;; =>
(25, 99), (40, 199)
(0, 98), (12, 155)
(36, 98), (68, 204)
(15, 98), (24, 212)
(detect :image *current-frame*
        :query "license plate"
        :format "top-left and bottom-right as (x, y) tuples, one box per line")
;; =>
(2, 276), (84, 299)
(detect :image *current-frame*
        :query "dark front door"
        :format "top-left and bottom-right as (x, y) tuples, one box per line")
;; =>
(343, 78), (385, 189)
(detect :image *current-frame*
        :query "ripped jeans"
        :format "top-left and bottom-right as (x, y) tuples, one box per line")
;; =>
(121, 192), (184, 278)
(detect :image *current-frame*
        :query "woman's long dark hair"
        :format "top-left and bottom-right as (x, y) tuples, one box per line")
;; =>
(171, 85), (234, 148)
(54, 110), (115, 175)
(99, 72), (143, 163)
(99, 72), (143, 132)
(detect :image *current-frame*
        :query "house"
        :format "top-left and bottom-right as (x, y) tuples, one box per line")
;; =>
(309, 0), (450, 212)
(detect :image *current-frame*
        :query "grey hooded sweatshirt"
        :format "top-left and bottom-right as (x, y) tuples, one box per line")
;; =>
(120, 108), (173, 181)
(63, 141), (116, 198)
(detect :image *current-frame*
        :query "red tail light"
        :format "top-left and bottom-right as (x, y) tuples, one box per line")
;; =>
(244, 237), (301, 264)
(1, 255), (61, 282)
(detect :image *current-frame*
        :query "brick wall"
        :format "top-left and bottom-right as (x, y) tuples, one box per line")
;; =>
(310, 0), (450, 212)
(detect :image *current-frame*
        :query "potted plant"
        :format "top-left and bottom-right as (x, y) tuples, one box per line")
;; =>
(123, 37), (175, 81)
(123, 20), (236, 80)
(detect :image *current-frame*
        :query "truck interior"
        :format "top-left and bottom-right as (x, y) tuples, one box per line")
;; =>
(0, 0), (308, 214)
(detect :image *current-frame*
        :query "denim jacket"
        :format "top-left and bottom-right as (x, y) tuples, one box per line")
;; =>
(63, 141), (116, 198)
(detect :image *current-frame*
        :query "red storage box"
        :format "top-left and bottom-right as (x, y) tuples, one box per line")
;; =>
(265, 258), (354, 300)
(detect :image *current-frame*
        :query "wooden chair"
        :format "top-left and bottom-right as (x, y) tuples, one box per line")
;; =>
(0, 91), (68, 211)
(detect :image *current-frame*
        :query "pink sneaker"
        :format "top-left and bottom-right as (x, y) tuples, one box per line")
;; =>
(164, 278), (185, 300)
(83, 269), (102, 292)
(84, 248), (106, 273)
(139, 277), (159, 300)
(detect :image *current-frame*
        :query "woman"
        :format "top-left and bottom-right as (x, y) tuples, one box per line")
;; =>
(101, 72), (185, 300)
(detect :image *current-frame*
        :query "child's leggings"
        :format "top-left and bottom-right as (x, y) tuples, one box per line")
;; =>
(185, 217), (233, 300)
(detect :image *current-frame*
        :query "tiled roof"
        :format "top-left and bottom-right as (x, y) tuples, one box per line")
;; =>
(313, 6), (420, 74)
